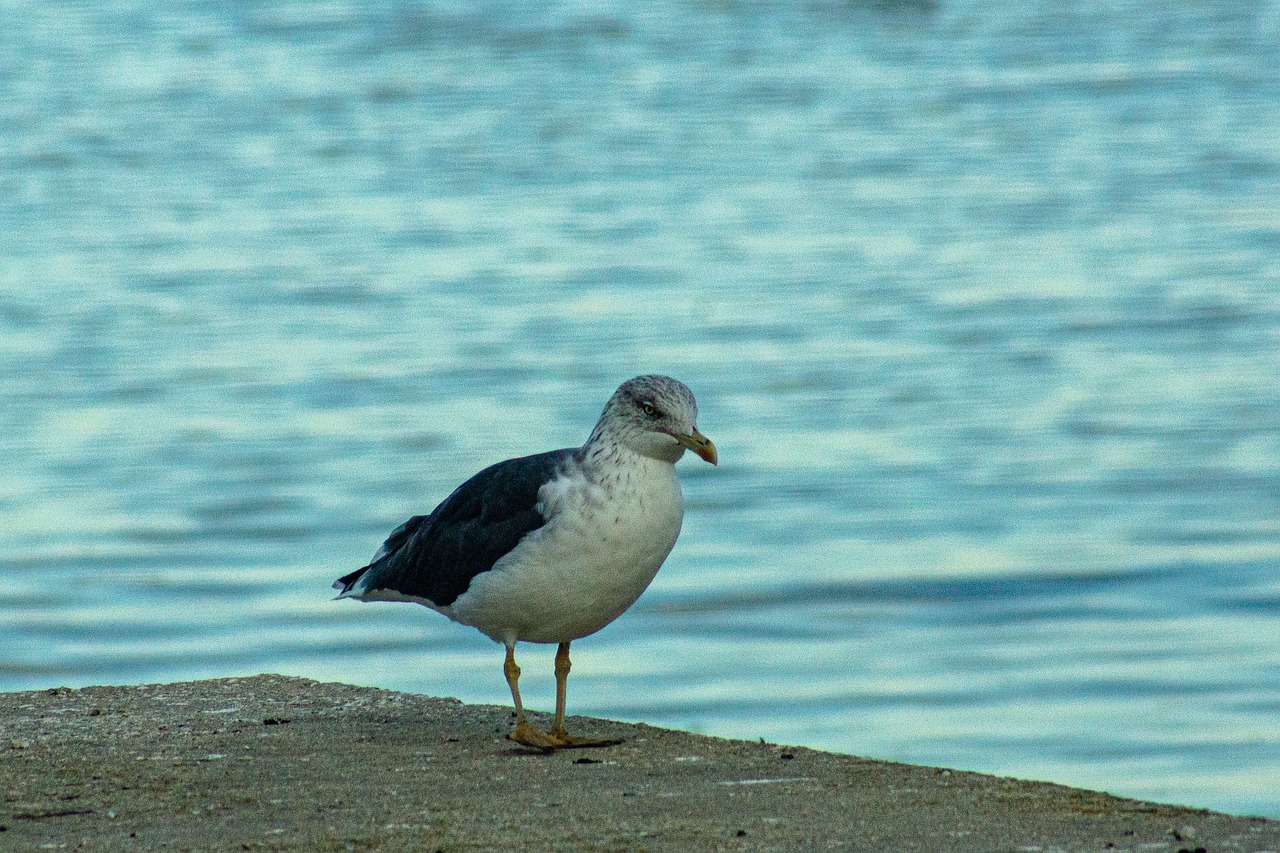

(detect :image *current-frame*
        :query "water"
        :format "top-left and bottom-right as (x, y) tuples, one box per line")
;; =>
(3, 0), (1279, 819)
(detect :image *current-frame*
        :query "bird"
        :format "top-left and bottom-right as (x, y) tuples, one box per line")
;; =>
(333, 375), (717, 749)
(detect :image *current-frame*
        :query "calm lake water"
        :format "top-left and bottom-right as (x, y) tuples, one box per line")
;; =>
(4, 0), (1280, 819)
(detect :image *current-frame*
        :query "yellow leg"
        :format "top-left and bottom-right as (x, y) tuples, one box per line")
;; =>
(504, 643), (560, 749)
(547, 641), (622, 748)
(503, 644), (527, 723)
(550, 641), (571, 739)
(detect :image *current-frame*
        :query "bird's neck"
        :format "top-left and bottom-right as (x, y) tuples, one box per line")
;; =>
(581, 432), (685, 470)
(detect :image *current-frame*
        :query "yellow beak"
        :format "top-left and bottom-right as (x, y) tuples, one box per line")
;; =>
(676, 429), (718, 466)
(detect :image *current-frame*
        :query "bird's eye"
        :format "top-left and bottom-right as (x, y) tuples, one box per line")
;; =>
(641, 402), (658, 417)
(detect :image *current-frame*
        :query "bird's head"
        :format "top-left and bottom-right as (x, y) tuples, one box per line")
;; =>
(590, 375), (718, 466)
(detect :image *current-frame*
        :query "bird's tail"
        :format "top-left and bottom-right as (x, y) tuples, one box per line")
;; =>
(332, 565), (370, 599)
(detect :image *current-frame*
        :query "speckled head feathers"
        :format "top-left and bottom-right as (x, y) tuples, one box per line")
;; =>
(587, 375), (716, 465)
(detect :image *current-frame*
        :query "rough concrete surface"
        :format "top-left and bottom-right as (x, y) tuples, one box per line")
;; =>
(1, 674), (1276, 852)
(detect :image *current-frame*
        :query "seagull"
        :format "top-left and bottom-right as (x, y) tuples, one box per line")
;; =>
(333, 375), (717, 749)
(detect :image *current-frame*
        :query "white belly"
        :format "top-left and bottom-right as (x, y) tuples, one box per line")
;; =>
(445, 454), (685, 644)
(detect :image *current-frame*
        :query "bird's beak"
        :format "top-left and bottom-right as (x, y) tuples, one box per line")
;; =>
(676, 429), (718, 466)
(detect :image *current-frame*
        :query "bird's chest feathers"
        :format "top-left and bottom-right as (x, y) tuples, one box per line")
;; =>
(454, 456), (684, 643)
(535, 459), (684, 570)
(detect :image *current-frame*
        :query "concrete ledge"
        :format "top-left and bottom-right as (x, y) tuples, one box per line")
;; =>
(2, 674), (1276, 852)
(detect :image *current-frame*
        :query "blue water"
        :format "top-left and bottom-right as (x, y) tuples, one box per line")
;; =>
(4, 0), (1280, 819)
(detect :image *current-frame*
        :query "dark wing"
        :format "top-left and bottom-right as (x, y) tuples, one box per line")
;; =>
(332, 515), (427, 594)
(335, 448), (577, 607)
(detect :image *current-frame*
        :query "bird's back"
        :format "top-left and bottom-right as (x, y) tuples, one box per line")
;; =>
(334, 448), (579, 608)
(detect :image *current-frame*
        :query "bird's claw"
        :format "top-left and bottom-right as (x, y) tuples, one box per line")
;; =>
(549, 730), (624, 749)
(508, 721), (622, 750)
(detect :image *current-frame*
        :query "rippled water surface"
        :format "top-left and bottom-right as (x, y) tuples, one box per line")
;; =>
(4, 0), (1280, 818)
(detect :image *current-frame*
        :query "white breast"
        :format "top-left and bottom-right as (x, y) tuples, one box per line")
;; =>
(445, 451), (685, 645)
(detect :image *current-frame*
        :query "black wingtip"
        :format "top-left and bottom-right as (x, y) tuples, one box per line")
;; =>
(333, 565), (370, 596)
